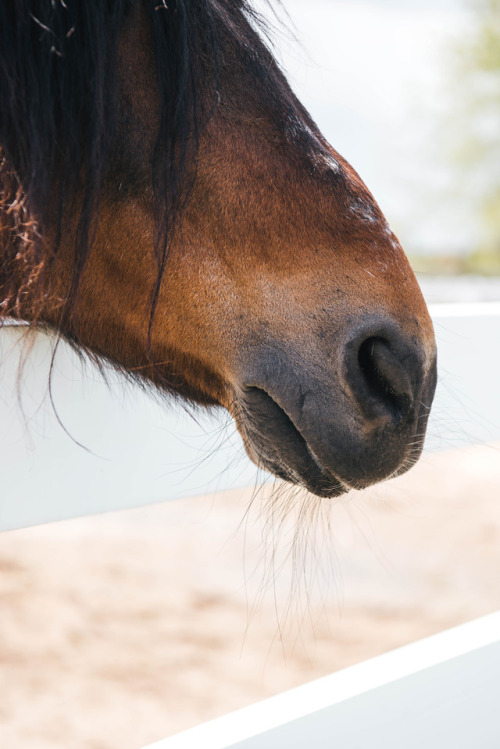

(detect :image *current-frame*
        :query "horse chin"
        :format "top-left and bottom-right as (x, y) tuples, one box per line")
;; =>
(231, 389), (350, 498)
(243, 431), (349, 499)
(232, 380), (432, 499)
(236, 411), (424, 499)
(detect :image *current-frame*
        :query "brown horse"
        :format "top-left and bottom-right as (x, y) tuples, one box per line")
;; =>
(0, 0), (436, 498)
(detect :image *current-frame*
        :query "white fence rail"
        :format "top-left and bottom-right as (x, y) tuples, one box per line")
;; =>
(146, 610), (500, 749)
(1, 302), (500, 748)
(1, 302), (500, 531)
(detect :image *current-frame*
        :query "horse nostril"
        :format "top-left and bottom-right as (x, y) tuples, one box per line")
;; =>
(357, 336), (413, 423)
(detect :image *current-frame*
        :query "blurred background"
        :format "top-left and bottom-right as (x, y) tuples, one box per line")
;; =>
(1, 2), (500, 748)
(281, 0), (500, 274)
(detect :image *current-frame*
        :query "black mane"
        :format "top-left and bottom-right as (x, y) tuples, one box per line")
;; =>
(0, 0), (280, 326)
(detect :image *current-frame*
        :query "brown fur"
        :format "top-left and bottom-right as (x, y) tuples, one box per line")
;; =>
(0, 2), (437, 496)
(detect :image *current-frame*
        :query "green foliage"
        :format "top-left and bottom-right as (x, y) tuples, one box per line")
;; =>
(451, 0), (500, 260)
(463, 0), (500, 72)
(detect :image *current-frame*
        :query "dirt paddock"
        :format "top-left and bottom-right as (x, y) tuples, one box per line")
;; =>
(1, 443), (500, 748)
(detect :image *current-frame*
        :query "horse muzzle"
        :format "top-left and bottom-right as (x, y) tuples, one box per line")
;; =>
(233, 316), (437, 497)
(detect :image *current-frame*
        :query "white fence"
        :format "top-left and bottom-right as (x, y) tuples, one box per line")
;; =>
(146, 610), (500, 749)
(1, 302), (500, 531)
(1, 302), (500, 747)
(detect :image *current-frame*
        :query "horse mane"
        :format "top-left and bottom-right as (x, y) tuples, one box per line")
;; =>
(0, 0), (280, 331)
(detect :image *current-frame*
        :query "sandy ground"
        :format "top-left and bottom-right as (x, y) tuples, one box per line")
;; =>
(1, 443), (500, 749)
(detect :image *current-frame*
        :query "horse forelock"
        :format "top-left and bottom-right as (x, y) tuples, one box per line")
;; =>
(0, 0), (288, 329)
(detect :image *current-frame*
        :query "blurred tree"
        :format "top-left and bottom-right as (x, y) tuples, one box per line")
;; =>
(452, 0), (500, 269)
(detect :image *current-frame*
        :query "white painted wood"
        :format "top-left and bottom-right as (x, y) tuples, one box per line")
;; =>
(144, 611), (500, 749)
(429, 300), (500, 316)
(1, 303), (500, 530)
(1, 306), (499, 748)
(0, 325), (257, 530)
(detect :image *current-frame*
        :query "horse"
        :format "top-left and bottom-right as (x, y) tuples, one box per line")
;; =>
(0, 0), (437, 499)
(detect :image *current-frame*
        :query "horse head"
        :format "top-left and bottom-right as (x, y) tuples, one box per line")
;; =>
(0, 1), (436, 498)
